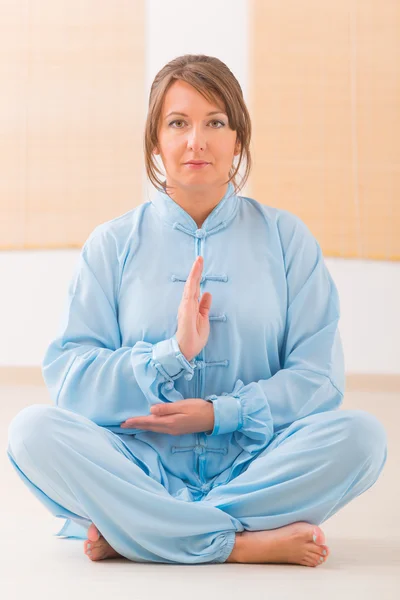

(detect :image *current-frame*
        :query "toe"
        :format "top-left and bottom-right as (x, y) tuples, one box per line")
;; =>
(308, 543), (329, 557)
(321, 545), (329, 558)
(312, 526), (326, 546)
(307, 552), (324, 567)
(302, 556), (318, 568)
(87, 522), (101, 542)
(83, 540), (91, 555)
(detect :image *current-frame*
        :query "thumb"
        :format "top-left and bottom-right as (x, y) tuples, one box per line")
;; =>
(151, 403), (170, 416)
(199, 292), (212, 318)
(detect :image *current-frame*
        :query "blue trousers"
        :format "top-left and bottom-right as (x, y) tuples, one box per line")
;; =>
(6, 404), (387, 564)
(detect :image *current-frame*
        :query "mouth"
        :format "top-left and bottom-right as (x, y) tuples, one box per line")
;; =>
(184, 161), (211, 169)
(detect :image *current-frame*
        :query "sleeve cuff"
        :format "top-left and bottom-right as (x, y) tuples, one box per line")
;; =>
(151, 334), (196, 382)
(204, 394), (243, 436)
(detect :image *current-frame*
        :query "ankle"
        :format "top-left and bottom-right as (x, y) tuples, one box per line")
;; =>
(226, 531), (246, 563)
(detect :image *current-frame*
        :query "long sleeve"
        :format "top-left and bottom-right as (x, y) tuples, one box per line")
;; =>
(42, 227), (195, 432)
(204, 212), (345, 445)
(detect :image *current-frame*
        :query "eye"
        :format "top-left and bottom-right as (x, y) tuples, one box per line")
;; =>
(209, 120), (225, 128)
(169, 120), (185, 128)
(168, 119), (226, 128)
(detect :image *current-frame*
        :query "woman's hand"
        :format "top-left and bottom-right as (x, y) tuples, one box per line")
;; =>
(120, 398), (215, 436)
(175, 255), (212, 362)
(119, 258), (215, 436)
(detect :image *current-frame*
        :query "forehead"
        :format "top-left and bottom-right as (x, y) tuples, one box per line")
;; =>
(161, 80), (225, 114)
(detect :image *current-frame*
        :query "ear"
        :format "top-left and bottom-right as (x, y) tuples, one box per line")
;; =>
(234, 138), (241, 156)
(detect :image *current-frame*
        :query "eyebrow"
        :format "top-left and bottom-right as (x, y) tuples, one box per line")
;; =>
(165, 111), (227, 119)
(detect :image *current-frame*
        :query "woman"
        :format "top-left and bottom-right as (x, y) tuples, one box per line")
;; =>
(7, 54), (387, 567)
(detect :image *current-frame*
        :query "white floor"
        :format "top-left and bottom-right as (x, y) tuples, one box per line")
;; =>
(2, 383), (399, 600)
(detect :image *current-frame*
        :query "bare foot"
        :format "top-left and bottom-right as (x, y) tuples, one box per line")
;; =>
(83, 523), (123, 561)
(226, 522), (330, 567)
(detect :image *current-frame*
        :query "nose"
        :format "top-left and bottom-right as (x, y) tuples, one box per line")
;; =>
(187, 125), (207, 151)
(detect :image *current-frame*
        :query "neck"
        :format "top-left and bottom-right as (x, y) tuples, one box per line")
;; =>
(163, 182), (229, 229)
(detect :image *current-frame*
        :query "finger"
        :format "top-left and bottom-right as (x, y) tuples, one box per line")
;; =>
(121, 416), (162, 428)
(152, 402), (187, 416)
(122, 423), (168, 433)
(185, 256), (202, 300)
(121, 422), (165, 432)
(187, 257), (199, 299)
(151, 403), (175, 416)
(196, 257), (203, 301)
(182, 261), (195, 301)
(198, 291), (212, 317)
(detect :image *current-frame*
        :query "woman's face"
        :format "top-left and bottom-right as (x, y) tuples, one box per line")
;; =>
(153, 80), (241, 191)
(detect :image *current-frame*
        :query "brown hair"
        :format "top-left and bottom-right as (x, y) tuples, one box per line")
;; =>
(144, 54), (252, 196)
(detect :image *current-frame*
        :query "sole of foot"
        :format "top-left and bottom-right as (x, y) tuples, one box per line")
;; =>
(227, 521), (330, 567)
(84, 522), (122, 561)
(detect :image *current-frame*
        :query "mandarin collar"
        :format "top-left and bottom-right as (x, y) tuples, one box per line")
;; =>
(150, 181), (239, 234)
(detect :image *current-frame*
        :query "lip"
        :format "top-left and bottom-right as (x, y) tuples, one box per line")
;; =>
(184, 161), (210, 165)
(184, 161), (210, 169)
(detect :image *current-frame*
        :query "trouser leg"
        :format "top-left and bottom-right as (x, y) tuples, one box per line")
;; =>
(7, 404), (242, 564)
(202, 409), (388, 531)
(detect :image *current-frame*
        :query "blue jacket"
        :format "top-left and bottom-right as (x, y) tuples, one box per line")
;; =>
(42, 181), (345, 489)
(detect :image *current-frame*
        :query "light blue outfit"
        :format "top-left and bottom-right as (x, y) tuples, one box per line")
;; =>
(7, 182), (387, 564)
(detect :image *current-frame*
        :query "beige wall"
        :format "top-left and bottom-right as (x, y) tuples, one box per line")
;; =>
(249, 0), (399, 260)
(0, 1), (145, 250)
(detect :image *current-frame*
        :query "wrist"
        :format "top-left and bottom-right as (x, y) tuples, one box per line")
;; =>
(204, 399), (215, 433)
(175, 335), (194, 363)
